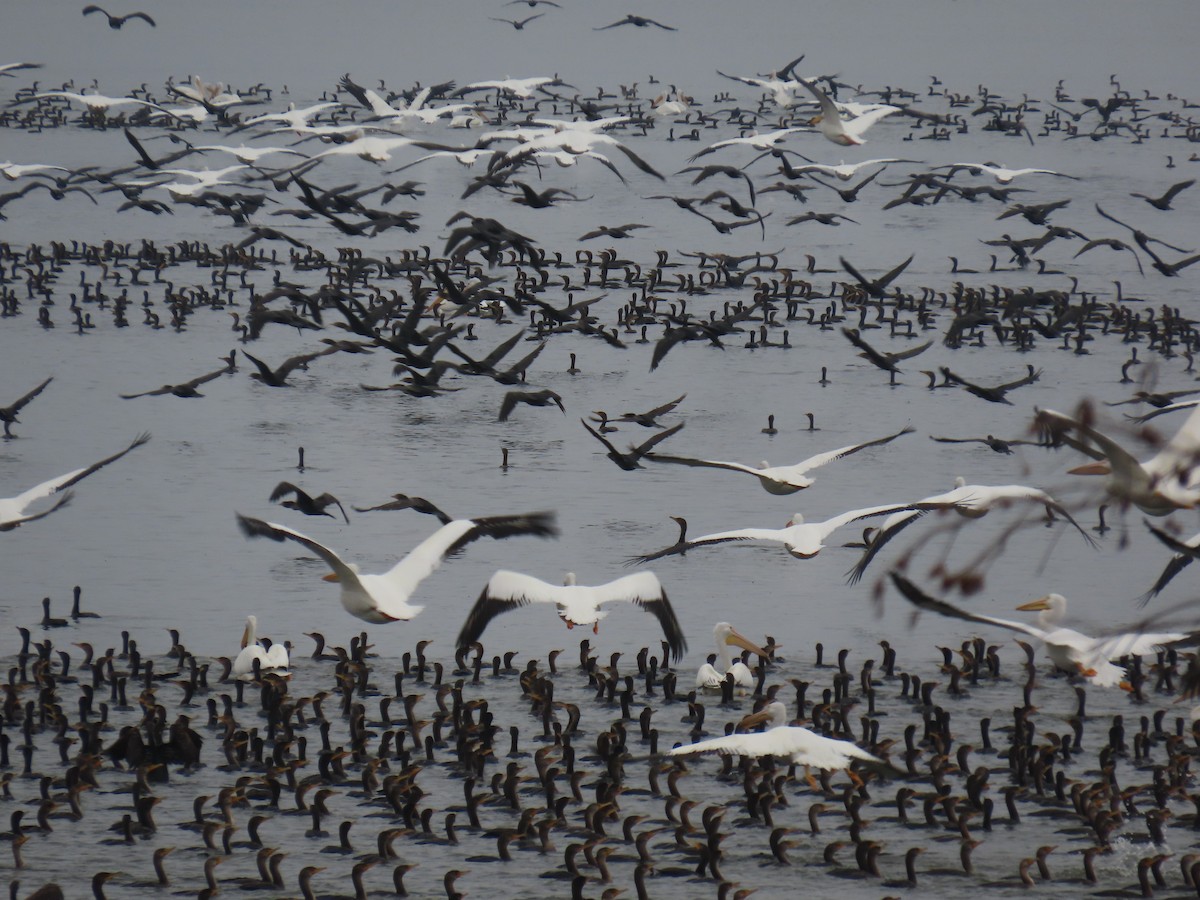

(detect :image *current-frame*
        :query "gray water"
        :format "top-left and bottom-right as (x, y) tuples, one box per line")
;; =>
(3, 2), (1200, 898)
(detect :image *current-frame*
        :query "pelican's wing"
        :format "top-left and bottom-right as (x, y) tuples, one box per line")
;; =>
(595, 571), (686, 661)
(0, 491), (72, 531)
(455, 569), (557, 649)
(793, 426), (914, 475)
(1095, 628), (1188, 660)
(891, 573), (1047, 640)
(17, 432), (151, 505)
(644, 453), (762, 478)
(819, 501), (923, 537)
(1034, 408), (1138, 467)
(385, 513), (558, 593)
(843, 105), (899, 138)
(1137, 521), (1200, 605)
(1145, 403), (1200, 481)
(845, 510), (925, 585)
(797, 78), (839, 120)
(630, 527), (784, 564)
(236, 513), (363, 586)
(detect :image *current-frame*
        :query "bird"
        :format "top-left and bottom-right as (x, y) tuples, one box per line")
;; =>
(119, 366), (226, 399)
(0, 62), (41, 77)
(456, 570), (686, 660)
(798, 78), (898, 146)
(352, 494), (453, 523)
(632, 500), (928, 563)
(646, 426), (914, 494)
(936, 161), (1078, 183)
(243, 349), (334, 387)
(1137, 520), (1200, 605)
(617, 394), (686, 427)
(667, 701), (886, 789)
(490, 13), (544, 28)
(696, 622), (769, 689)
(1034, 404), (1200, 515)
(930, 434), (1046, 454)
(236, 511), (557, 623)
(0, 433), (150, 531)
(581, 419), (683, 471)
(269, 482), (349, 524)
(232, 615), (289, 681)
(498, 389), (564, 422)
(847, 477), (1095, 583)
(1130, 179), (1194, 211)
(0, 376), (52, 438)
(938, 365), (1041, 404)
(891, 573), (1186, 688)
(81, 5), (156, 28)
(594, 14), (677, 30)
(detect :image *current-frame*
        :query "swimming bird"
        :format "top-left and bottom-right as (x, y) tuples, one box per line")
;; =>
(0, 433), (149, 531)
(232, 615), (289, 681)
(82, 5), (156, 28)
(647, 425), (913, 494)
(594, 14), (677, 30)
(798, 78), (898, 146)
(269, 482), (349, 524)
(456, 570), (686, 660)
(1034, 404), (1200, 515)
(236, 511), (557, 623)
(632, 500), (929, 563)
(696, 622), (769, 688)
(891, 573), (1186, 688)
(667, 701), (885, 789)
(1, 376), (52, 438)
(581, 419), (683, 470)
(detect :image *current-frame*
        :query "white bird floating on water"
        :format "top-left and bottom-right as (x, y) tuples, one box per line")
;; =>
(891, 573), (1188, 688)
(0, 433), (150, 531)
(696, 622), (770, 689)
(667, 700), (886, 790)
(232, 614), (289, 681)
(455, 569), (686, 661)
(236, 511), (557, 623)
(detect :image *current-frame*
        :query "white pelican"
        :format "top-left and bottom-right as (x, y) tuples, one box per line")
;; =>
(457, 76), (562, 99)
(631, 500), (927, 563)
(455, 570), (686, 660)
(0, 162), (70, 181)
(33, 90), (169, 117)
(696, 622), (769, 689)
(0, 433), (150, 531)
(646, 425), (913, 495)
(688, 128), (805, 162)
(934, 162), (1077, 184)
(191, 144), (309, 165)
(313, 136), (456, 164)
(242, 101), (339, 129)
(235, 511), (557, 623)
(892, 574), (1187, 688)
(847, 477), (1094, 584)
(667, 701), (885, 789)
(1034, 405), (1200, 516)
(232, 615), (289, 681)
(785, 158), (912, 181)
(798, 79), (898, 146)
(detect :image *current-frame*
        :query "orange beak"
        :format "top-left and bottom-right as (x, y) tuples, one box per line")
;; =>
(322, 573), (340, 583)
(1067, 461), (1111, 476)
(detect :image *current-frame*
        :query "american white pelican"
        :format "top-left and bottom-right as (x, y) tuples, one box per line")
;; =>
(632, 500), (927, 563)
(235, 511), (557, 624)
(0, 433), (150, 531)
(667, 701), (884, 788)
(33, 90), (168, 117)
(647, 425), (913, 495)
(1034, 405), (1200, 516)
(798, 79), (897, 146)
(0, 162), (70, 181)
(313, 136), (457, 164)
(242, 102), (339, 130)
(847, 477), (1094, 583)
(232, 615), (289, 681)
(891, 574), (1186, 688)
(934, 162), (1077, 184)
(786, 158), (912, 181)
(191, 144), (308, 165)
(696, 622), (769, 689)
(455, 570), (686, 660)
(688, 128), (805, 162)
(457, 76), (562, 99)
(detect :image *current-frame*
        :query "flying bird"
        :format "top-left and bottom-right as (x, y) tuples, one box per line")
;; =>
(798, 78), (898, 146)
(352, 494), (453, 523)
(1, 433), (150, 531)
(1, 376), (52, 438)
(269, 482), (349, 524)
(581, 419), (683, 471)
(82, 5), (156, 28)
(456, 570), (686, 660)
(498, 389), (564, 422)
(490, 13), (544, 28)
(594, 14), (677, 30)
(236, 511), (558, 623)
(119, 367), (226, 399)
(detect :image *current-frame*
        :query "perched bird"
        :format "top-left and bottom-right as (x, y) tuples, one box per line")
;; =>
(269, 482), (349, 524)
(456, 570), (686, 660)
(236, 511), (557, 623)
(0, 376), (52, 438)
(891, 573), (1186, 688)
(0, 433), (149, 531)
(647, 426), (914, 494)
(82, 5), (156, 28)
(667, 701), (886, 789)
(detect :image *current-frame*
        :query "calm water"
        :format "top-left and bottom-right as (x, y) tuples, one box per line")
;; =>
(2, 3), (1200, 897)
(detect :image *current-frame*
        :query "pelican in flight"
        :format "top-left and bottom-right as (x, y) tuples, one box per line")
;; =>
(0, 432), (150, 531)
(232, 615), (289, 681)
(236, 511), (557, 623)
(891, 573), (1187, 688)
(667, 701), (886, 789)
(455, 570), (686, 661)
(798, 78), (898, 146)
(646, 425), (913, 495)
(631, 500), (926, 563)
(696, 622), (770, 689)
(1034, 405), (1200, 516)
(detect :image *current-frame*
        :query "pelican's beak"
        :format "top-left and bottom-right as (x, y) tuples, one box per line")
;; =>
(322, 572), (341, 583)
(737, 707), (775, 730)
(1068, 461), (1111, 476)
(240, 623), (251, 650)
(1016, 596), (1052, 612)
(725, 627), (770, 658)
(809, 115), (823, 125)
